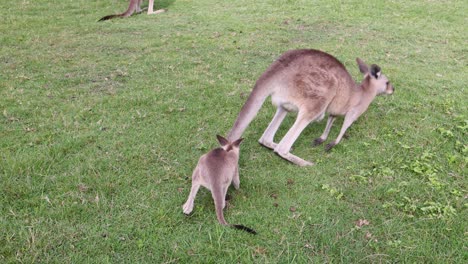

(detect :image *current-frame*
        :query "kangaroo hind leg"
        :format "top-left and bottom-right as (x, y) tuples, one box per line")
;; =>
(182, 183), (200, 214)
(274, 108), (326, 166)
(259, 106), (288, 150)
(232, 167), (240, 190)
(136, 0), (143, 13)
(182, 166), (201, 214)
(147, 0), (167, 15)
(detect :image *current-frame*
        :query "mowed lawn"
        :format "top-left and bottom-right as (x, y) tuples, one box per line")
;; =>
(1, 0), (466, 262)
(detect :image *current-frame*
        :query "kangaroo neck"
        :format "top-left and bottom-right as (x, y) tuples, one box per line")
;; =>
(350, 82), (377, 108)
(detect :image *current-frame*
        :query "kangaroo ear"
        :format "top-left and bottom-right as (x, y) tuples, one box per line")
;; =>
(370, 64), (381, 79)
(356, 58), (369, 74)
(216, 135), (229, 146)
(232, 138), (244, 147)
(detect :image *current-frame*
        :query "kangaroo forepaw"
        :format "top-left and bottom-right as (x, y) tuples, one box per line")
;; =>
(325, 142), (336, 152)
(312, 138), (325, 147)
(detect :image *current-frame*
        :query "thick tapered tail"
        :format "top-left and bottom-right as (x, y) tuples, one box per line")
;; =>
(227, 86), (271, 141)
(213, 190), (229, 225)
(213, 190), (256, 235)
(98, 0), (137, 22)
(232, 224), (257, 235)
(98, 14), (121, 21)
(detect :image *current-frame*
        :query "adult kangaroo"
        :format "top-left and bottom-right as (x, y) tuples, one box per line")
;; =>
(227, 49), (394, 166)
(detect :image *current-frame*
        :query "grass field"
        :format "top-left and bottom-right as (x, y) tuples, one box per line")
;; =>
(1, 0), (467, 262)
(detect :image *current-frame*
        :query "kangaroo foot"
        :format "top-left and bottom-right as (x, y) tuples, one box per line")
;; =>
(182, 201), (194, 215)
(259, 140), (277, 150)
(274, 151), (314, 166)
(148, 9), (166, 15)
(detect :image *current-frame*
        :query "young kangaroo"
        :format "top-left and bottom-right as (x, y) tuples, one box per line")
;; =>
(228, 49), (394, 166)
(182, 135), (256, 234)
(99, 0), (166, 21)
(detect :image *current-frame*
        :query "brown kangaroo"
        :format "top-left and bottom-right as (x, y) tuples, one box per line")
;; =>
(228, 49), (394, 166)
(182, 135), (256, 234)
(99, 0), (166, 21)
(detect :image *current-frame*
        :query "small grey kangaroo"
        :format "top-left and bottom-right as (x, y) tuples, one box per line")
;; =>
(182, 135), (256, 234)
(228, 49), (394, 166)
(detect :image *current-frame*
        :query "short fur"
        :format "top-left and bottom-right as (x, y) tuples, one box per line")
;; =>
(99, 0), (166, 21)
(183, 135), (256, 234)
(228, 49), (394, 166)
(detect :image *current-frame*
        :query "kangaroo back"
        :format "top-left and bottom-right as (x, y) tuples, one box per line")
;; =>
(227, 51), (297, 141)
(228, 49), (349, 141)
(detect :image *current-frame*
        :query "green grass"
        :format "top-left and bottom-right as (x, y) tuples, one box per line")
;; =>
(1, 0), (466, 262)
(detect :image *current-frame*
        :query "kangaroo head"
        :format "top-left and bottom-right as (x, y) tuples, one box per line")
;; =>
(216, 135), (243, 153)
(357, 58), (394, 95)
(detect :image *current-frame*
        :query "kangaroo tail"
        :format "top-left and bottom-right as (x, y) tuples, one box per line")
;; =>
(213, 189), (229, 226)
(232, 224), (257, 235)
(98, 14), (122, 21)
(213, 190), (256, 234)
(98, 0), (137, 22)
(227, 85), (271, 141)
